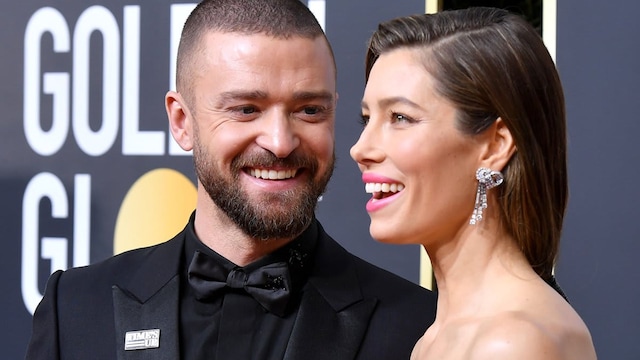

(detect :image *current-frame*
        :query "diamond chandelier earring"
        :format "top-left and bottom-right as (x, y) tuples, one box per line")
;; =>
(469, 167), (504, 225)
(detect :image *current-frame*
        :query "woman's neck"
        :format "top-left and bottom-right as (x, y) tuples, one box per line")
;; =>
(425, 218), (534, 323)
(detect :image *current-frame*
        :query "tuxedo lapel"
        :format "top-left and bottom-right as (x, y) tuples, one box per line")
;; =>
(284, 223), (378, 360)
(113, 276), (180, 360)
(111, 231), (185, 360)
(283, 286), (377, 360)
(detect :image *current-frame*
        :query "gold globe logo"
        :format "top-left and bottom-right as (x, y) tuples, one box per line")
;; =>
(114, 168), (197, 254)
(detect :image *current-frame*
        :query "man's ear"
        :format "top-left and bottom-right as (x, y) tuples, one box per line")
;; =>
(165, 91), (194, 151)
(478, 117), (516, 171)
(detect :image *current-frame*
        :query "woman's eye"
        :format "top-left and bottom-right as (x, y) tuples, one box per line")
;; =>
(359, 114), (370, 126)
(393, 113), (409, 122)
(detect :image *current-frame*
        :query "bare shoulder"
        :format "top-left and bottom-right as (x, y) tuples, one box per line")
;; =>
(468, 310), (597, 360)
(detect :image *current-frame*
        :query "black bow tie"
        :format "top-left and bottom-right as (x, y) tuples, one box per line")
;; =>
(187, 250), (292, 316)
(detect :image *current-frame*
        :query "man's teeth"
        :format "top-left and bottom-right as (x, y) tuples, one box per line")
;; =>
(365, 183), (404, 194)
(250, 168), (297, 180)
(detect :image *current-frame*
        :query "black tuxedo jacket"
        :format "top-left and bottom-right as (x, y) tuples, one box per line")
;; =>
(26, 221), (436, 359)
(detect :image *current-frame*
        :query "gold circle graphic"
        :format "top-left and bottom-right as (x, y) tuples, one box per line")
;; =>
(114, 168), (197, 255)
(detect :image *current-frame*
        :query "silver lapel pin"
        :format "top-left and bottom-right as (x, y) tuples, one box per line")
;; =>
(124, 329), (160, 351)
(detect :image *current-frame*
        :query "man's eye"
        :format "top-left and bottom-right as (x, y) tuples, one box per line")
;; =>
(241, 106), (256, 114)
(303, 106), (320, 115)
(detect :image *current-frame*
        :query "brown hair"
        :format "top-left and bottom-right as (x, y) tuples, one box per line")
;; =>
(366, 7), (567, 281)
(176, 0), (332, 102)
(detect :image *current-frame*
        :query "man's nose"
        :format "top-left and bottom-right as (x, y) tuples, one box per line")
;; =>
(255, 111), (300, 158)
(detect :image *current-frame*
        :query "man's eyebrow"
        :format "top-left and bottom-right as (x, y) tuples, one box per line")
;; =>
(292, 91), (335, 103)
(214, 90), (335, 107)
(215, 90), (268, 106)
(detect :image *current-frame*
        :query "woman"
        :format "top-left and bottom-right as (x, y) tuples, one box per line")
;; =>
(350, 7), (597, 359)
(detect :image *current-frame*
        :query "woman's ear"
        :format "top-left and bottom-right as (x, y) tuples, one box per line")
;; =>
(165, 91), (194, 151)
(478, 117), (516, 172)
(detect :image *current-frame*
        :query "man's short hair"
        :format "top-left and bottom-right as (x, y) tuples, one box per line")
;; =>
(176, 0), (331, 101)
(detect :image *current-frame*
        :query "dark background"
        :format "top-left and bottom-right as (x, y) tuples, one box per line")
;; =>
(556, 1), (640, 358)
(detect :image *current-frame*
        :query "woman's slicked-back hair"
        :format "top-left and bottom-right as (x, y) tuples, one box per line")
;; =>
(366, 7), (567, 281)
(176, 0), (331, 102)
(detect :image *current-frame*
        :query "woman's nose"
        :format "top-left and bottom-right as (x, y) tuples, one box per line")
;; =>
(350, 125), (384, 165)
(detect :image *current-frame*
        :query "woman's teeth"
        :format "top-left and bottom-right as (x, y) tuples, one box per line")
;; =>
(365, 182), (404, 194)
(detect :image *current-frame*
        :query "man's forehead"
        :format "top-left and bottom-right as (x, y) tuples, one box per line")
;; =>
(196, 31), (335, 71)
(200, 30), (328, 48)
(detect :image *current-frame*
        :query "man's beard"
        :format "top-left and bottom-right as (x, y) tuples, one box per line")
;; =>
(193, 139), (334, 241)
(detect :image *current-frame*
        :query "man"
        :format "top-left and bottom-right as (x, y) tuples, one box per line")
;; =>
(26, 0), (436, 359)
